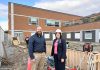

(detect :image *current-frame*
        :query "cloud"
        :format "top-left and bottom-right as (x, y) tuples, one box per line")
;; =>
(0, 3), (8, 17)
(0, 21), (8, 31)
(34, 0), (85, 10)
(0, 3), (8, 31)
(33, 0), (100, 16)
(0, 3), (8, 10)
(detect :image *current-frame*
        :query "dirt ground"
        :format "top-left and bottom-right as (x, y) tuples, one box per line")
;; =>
(0, 41), (100, 70)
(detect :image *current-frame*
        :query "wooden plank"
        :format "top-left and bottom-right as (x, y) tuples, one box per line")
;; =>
(98, 63), (100, 70)
(66, 49), (70, 67)
(97, 54), (100, 70)
(66, 49), (100, 70)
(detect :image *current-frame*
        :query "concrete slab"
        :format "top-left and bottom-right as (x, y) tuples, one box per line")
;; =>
(0, 42), (4, 57)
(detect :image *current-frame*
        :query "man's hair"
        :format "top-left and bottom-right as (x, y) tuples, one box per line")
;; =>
(37, 26), (41, 28)
(35, 26), (42, 31)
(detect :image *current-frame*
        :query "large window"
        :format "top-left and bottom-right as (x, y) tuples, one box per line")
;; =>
(46, 19), (60, 27)
(44, 33), (50, 39)
(85, 31), (92, 39)
(63, 21), (74, 26)
(66, 33), (71, 39)
(75, 32), (80, 39)
(14, 32), (24, 42)
(63, 21), (70, 26)
(99, 32), (100, 39)
(29, 17), (38, 25)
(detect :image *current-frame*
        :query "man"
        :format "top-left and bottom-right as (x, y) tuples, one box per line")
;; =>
(28, 26), (46, 70)
(25, 36), (29, 47)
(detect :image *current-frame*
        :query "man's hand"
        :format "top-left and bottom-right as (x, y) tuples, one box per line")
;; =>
(31, 59), (35, 63)
(61, 58), (64, 63)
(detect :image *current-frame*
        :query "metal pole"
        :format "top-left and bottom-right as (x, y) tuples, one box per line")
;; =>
(11, 3), (14, 37)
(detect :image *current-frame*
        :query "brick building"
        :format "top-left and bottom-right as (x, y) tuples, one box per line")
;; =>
(8, 2), (100, 43)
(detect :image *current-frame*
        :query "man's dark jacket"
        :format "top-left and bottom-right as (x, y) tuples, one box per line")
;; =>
(28, 33), (46, 59)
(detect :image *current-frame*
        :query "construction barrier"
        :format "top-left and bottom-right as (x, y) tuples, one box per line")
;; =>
(66, 49), (100, 70)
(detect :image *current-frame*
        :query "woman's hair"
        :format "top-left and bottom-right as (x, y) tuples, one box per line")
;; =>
(55, 32), (62, 39)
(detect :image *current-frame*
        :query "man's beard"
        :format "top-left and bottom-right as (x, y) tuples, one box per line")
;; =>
(36, 31), (42, 37)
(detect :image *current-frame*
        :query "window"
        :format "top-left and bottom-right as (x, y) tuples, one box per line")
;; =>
(66, 33), (71, 39)
(75, 32), (80, 39)
(29, 17), (38, 25)
(46, 19), (60, 27)
(14, 32), (24, 42)
(31, 32), (35, 36)
(63, 21), (71, 26)
(99, 32), (100, 39)
(85, 31), (92, 39)
(44, 33), (50, 39)
(63, 22), (69, 26)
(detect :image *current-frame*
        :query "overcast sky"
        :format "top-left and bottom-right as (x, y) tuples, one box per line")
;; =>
(0, 0), (100, 31)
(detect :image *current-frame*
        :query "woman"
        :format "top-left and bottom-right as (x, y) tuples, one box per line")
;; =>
(51, 29), (66, 70)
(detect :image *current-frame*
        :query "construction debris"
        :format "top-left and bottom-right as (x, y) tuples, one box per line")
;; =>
(12, 37), (20, 46)
(0, 43), (28, 70)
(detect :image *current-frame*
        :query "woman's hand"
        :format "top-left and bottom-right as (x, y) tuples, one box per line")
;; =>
(61, 58), (64, 63)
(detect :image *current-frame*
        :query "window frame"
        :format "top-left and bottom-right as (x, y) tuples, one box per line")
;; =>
(29, 17), (39, 25)
(75, 32), (80, 39)
(84, 31), (92, 39)
(45, 19), (60, 27)
(66, 33), (71, 39)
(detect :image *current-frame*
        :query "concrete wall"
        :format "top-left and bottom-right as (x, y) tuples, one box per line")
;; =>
(0, 27), (4, 57)
(0, 27), (4, 43)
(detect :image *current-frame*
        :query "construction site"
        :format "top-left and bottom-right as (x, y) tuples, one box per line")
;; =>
(0, 26), (100, 70)
(0, 1), (100, 70)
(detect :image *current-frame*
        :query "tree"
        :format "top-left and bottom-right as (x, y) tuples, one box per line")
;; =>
(81, 18), (91, 23)
(94, 16), (100, 21)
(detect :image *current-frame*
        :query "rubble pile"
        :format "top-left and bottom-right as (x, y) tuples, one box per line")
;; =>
(0, 45), (28, 70)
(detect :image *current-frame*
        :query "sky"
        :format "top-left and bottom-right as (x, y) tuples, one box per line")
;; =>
(0, 0), (100, 31)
